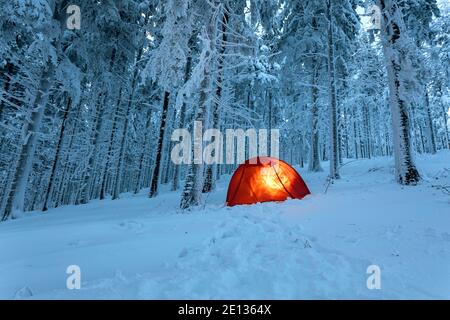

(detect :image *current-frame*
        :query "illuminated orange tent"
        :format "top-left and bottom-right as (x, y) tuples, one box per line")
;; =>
(226, 157), (311, 206)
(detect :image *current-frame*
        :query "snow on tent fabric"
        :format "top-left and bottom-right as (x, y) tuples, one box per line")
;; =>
(226, 157), (311, 206)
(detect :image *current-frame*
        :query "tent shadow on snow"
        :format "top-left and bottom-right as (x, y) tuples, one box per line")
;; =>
(226, 157), (311, 206)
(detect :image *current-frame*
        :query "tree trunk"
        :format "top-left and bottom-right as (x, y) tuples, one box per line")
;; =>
(171, 56), (193, 191)
(442, 103), (450, 149)
(100, 87), (123, 200)
(326, 0), (340, 179)
(42, 96), (72, 211)
(83, 50), (118, 202)
(54, 101), (83, 208)
(79, 92), (105, 204)
(135, 108), (153, 194)
(424, 89), (436, 154)
(149, 91), (170, 198)
(3, 65), (54, 220)
(308, 49), (323, 172)
(112, 48), (144, 200)
(180, 31), (212, 209)
(203, 5), (229, 193)
(378, 0), (420, 185)
(0, 62), (16, 123)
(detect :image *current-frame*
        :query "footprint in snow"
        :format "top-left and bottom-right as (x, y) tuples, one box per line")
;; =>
(67, 240), (87, 247)
(424, 227), (437, 238)
(117, 221), (144, 233)
(441, 232), (450, 242)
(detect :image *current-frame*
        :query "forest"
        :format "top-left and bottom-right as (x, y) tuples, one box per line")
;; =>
(0, 0), (449, 221)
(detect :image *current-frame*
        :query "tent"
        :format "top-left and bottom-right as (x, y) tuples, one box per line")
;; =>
(226, 157), (311, 206)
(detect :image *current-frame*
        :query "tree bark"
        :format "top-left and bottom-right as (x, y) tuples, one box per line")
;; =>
(424, 89), (436, 154)
(326, 0), (340, 179)
(79, 91), (105, 204)
(135, 108), (153, 194)
(3, 64), (54, 220)
(42, 96), (72, 211)
(171, 54), (193, 191)
(112, 48), (144, 200)
(180, 29), (212, 209)
(203, 5), (229, 193)
(100, 87), (123, 200)
(149, 91), (170, 198)
(378, 0), (420, 185)
(308, 47), (323, 172)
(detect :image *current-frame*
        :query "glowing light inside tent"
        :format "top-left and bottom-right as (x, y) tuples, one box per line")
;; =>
(260, 166), (281, 190)
(260, 165), (290, 192)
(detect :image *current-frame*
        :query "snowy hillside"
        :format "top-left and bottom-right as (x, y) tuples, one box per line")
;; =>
(1, 152), (449, 300)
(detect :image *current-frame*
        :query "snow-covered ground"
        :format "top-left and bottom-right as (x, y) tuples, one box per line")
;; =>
(1, 152), (449, 299)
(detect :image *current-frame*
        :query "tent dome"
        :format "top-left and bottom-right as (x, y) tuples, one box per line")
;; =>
(226, 157), (311, 206)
